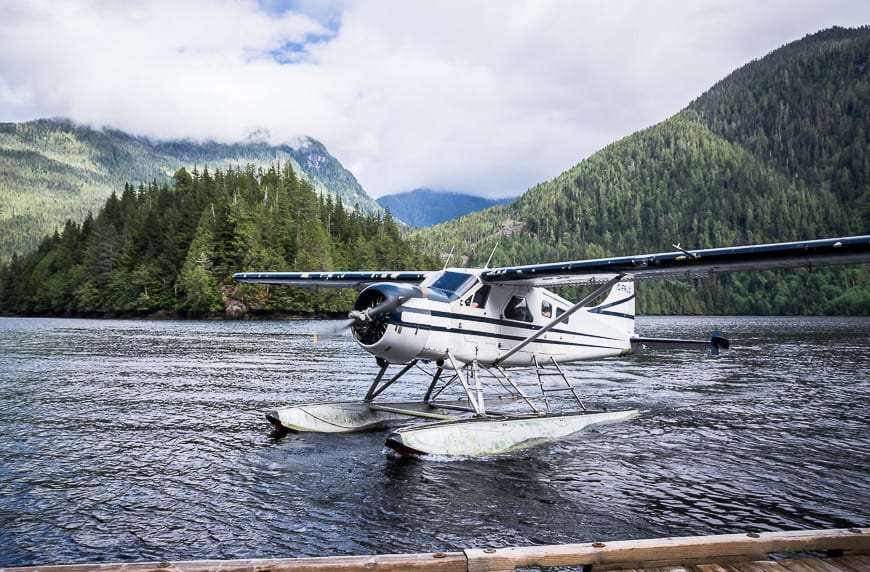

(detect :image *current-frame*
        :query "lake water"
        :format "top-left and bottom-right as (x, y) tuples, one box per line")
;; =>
(0, 315), (867, 567)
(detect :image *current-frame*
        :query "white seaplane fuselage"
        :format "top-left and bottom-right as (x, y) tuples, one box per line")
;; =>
(354, 268), (636, 368)
(261, 269), (642, 455)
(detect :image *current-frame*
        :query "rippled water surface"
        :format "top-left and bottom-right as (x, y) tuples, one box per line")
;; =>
(1, 316), (868, 566)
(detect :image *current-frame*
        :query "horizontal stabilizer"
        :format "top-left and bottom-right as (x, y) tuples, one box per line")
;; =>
(631, 331), (730, 355)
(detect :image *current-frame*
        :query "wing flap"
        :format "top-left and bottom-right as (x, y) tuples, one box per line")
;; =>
(481, 235), (870, 286)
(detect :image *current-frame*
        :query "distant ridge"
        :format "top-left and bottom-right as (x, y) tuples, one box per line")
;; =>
(377, 189), (514, 227)
(0, 119), (381, 262)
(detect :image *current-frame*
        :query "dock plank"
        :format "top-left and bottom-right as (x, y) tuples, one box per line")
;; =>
(775, 558), (841, 571)
(0, 552), (468, 572)
(694, 564), (740, 572)
(728, 561), (791, 572)
(830, 555), (870, 572)
(465, 528), (869, 571)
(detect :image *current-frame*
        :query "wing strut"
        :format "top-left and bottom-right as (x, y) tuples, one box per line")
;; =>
(494, 275), (624, 366)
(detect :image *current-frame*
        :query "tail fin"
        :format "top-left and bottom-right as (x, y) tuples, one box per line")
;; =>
(588, 280), (635, 336)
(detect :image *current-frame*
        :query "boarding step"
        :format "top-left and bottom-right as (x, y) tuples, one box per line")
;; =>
(534, 356), (587, 411)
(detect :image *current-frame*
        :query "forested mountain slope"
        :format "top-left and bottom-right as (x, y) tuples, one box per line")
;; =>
(415, 27), (870, 314)
(0, 164), (436, 317)
(0, 119), (381, 263)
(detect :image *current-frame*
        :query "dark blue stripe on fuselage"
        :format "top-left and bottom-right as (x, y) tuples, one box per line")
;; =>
(403, 307), (622, 341)
(588, 294), (635, 321)
(390, 307), (628, 350)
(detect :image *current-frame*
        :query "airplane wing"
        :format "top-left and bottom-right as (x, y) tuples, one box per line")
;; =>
(232, 270), (432, 288)
(481, 235), (870, 286)
(233, 235), (870, 289)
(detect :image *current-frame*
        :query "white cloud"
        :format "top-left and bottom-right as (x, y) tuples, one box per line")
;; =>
(1, 0), (869, 198)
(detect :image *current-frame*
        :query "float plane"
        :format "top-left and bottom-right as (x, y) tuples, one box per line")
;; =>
(234, 235), (870, 457)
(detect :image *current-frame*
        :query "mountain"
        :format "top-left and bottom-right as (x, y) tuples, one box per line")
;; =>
(376, 189), (515, 227)
(414, 26), (870, 314)
(149, 135), (380, 217)
(0, 119), (381, 263)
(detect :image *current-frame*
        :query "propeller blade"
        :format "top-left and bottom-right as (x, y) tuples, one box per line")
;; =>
(348, 296), (405, 323)
(317, 318), (356, 338)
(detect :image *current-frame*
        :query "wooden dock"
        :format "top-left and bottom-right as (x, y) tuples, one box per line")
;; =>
(2, 527), (867, 572)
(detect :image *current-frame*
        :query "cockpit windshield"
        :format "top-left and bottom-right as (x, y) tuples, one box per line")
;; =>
(426, 271), (477, 301)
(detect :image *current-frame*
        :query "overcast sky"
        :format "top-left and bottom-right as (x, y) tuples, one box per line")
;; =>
(1, 1), (868, 198)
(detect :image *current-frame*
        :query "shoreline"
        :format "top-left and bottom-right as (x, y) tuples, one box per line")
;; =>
(0, 309), (349, 321)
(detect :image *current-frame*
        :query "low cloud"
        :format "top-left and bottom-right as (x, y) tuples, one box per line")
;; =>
(1, 0), (868, 198)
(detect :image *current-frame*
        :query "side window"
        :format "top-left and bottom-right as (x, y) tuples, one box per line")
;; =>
(541, 300), (552, 318)
(505, 295), (533, 322)
(469, 285), (490, 308)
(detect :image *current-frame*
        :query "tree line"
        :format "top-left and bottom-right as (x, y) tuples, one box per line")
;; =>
(0, 163), (439, 317)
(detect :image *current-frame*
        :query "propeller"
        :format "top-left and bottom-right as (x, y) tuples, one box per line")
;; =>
(349, 292), (398, 346)
(315, 284), (424, 345)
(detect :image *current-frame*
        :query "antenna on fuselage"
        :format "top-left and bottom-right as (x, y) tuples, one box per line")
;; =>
(443, 246), (455, 270)
(484, 242), (499, 269)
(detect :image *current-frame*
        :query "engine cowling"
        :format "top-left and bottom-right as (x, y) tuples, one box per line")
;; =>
(350, 283), (430, 363)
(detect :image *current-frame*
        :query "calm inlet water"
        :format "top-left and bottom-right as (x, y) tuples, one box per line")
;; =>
(0, 316), (867, 566)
